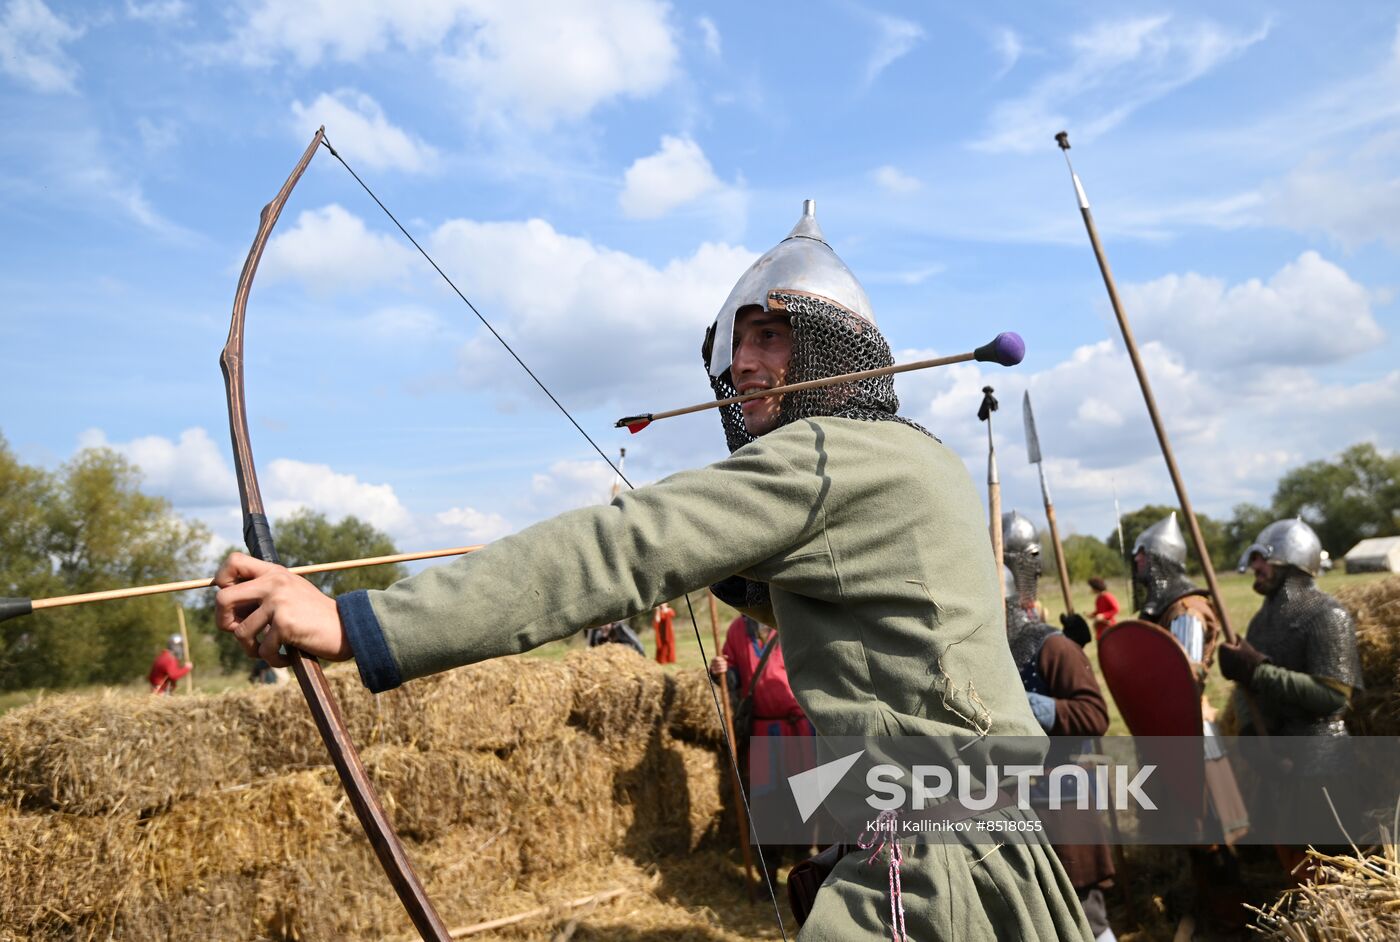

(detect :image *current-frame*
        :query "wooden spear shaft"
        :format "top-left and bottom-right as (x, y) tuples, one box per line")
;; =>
(1, 544), (485, 619)
(1039, 466), (1076, 617)
(1054, 134), (1237, 643)
(709, 590), (757, 901)
(176, 604), (193, 693)
(981, 389), (1004, 578)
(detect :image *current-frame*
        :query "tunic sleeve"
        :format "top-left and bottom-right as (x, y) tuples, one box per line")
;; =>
(1252, 663), (1349, 716)
(1038, 634), (1110, 737)
(340, 429), (825, 692)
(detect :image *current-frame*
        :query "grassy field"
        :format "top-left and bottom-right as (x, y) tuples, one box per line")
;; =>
(3, 570), (1390, 729)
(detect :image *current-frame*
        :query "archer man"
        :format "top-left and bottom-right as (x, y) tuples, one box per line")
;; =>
(216, 201), (1093, 941)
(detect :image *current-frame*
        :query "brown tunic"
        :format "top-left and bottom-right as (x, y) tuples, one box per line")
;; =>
(1039, 634), (1116, 891)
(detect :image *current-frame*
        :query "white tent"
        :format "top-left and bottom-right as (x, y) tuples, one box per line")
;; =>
(1343, 536), (1400, 573)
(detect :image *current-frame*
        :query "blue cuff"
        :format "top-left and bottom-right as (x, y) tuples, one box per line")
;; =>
(1027, 692), (1057, 731)
(337, 590), (402, 693)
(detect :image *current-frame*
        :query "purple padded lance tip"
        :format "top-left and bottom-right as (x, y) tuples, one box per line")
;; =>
(973, 331), (1025, 367)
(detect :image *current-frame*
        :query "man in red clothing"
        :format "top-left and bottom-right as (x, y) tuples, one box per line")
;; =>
(709, 614), (814, 874)
(147, 634), (192, 695)
(1089, 576), (1120, 640)
(652, 602), (677, 664)
(709, 615), (813, 741)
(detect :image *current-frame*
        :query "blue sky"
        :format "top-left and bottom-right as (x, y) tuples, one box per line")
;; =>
(2, 0), (1398, 563)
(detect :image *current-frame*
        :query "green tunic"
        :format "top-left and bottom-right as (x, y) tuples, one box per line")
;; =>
(342, 416), (1091, 941)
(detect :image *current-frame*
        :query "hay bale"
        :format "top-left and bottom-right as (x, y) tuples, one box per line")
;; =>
(567, 646), (670, 750)
(0, 656), (575, 816)
(0, 811), (144, 940)
(1339, 576), (1400, 736)
(667, 668), (725, 745)
(0, 687), (260, 815)
(0, 646), (752, 940)
(1253, 841), (1400, 940)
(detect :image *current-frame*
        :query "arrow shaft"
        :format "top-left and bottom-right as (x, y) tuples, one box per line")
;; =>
(985, 422), (1004, 577)
(631, 350), (977, 427)
(21, 545), (485, 615)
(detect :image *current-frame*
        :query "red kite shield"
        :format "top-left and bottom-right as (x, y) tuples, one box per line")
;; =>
(1099, 618), (1207, 826)
(1099, 619), (1203, 736)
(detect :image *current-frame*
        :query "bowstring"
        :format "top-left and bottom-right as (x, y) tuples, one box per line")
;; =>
(320, 135), (790, 940)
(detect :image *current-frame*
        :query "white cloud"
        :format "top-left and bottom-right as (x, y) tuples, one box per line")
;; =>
(249, 202), (749, 407)
(864, 13), (923, 86)
(863, 264), (943, 286)
(1261, 150), (1400, 250)
(359, 304), (451, 342)
(872, 164), (922, 194)
(228, 0), (677, 128)
(971, 15), (1270, 154)
(427, 505), (512, 544)
(530, 459), (617, 515)
(3, 123), (187, 235)
(0, 0), (82, 93)
(126, 0), (186, 22)
(889, 254), (1397, 543)
(291, 90), (439, 173)
(431, 217), (755, 406)
(136, 116), (178, 153)
(697, 16), (720, 57)
(264, 458), (412, 534)
(63, 427), (529, 562)
(619, 135), (725, 218)
(260, 204), (420, 292)
(439, 0), (678, 127)
(77, 427), (237, 506)
(993, 27), (1023, 78)
(1122, 251), (1384, 368)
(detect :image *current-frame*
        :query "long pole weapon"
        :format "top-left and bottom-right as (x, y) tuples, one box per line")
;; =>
(1112, 479), (1130, 603)
(979, 386), (1004, 576)
(609, 447), (626, 501)
(1054, 132), (1269, 740)
(221, 127), (450, 940)
(708, 591), (757, 901)
(0, 544), (485, 622)
(1022, 391), (1075, 617)
(1053, 131), (1237, 644)
(176, 604), (193, 693)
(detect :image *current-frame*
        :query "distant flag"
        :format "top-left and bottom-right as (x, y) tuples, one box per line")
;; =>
(609, 448), (626, 501)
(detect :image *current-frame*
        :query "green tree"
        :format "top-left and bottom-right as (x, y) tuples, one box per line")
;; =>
(207, 510), (406, 673)
(0, 435), (60, 682)
(1, 442), (210, 690)
(1223, 502), (1275, 570)
(1269, 443), (1400, 555)
(272, 510), (407, 595)
(1049, 533), (1128, 584)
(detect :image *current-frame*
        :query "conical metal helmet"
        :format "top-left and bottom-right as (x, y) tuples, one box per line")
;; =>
(1238, 518), (1323, 576)
(1001, 510), (1040, 556)
(1133, 512), (1187, 567)
(707, 199), (874, 378)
